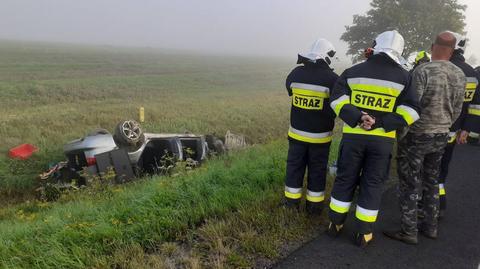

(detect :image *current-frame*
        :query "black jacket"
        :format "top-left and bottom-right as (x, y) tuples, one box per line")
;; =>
(450, 52), (480, 132)
(330, 54), (420, 140)
(285, 60), (338, 144)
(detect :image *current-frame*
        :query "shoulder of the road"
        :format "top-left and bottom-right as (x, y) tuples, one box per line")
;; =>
(275, 144), (480, 269)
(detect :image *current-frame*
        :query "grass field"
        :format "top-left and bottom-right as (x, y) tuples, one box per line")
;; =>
(0, 41), (344, 268)
(0, 141), (341, 268)
(0, 40), (293, 201)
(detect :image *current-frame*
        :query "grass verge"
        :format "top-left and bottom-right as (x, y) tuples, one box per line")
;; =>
(0, 140), (338, 268)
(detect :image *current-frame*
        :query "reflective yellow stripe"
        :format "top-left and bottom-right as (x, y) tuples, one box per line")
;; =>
(331, 95), (350, 116)
(285, 191), (302, 199)
(343, 125), (396, 138)
(356, 211), (377, 222)
(292, 88), (330, 98)
(285, 186), (302, 199)
(468, 108), (480, 116)
(439, 184), (446, 196)
(467, 83), (477, 88)
(288, 127), (333, 144)
(306, 195), (325, 203)
(349, 84), (402, 97)
(355, 206), (378, 223)
(396, 105), (419, 125)
(347, 78), (405, 97)
(396, 107), (414, 125)
(290, 82), (329, 93)
(330, 203), (349, 213)
(329, 197), (351, 214)
(306, 190), (325, 203)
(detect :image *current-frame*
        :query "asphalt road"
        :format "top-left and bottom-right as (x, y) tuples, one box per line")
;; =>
(275, 144), (480, 269)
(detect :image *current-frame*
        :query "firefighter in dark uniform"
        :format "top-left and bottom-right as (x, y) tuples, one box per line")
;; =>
(327, 31), (420, 247)
(284, 38), (339, 215)
(412, 50), (430, 71)
(439, 32), (480, 216)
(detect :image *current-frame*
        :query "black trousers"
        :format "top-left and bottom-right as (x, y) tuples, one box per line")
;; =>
(328, 137), (393, 234)
(285, 140), (330, 206)
(439, 141), (455, 210)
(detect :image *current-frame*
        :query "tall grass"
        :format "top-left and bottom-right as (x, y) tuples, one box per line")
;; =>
(0, 41), (346, 268)
(0, 41), (291, 199)
(0, 141), (297, 268)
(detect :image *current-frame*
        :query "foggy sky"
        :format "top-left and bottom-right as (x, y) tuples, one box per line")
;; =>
(0, 0), (479, 62)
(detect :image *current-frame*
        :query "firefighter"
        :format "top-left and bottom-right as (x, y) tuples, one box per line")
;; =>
(412, 50), (431, 70)
(284, 38), (339, 215)
(327, 30), (420, 247)
(438, 32), (480, 217)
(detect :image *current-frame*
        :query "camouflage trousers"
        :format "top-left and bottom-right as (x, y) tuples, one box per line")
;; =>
(397, 132), (449, 235)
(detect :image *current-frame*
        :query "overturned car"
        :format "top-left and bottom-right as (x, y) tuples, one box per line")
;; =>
(41, 120), (229, 192)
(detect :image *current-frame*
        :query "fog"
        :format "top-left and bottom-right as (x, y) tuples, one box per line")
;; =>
(0, 0), (479, 63)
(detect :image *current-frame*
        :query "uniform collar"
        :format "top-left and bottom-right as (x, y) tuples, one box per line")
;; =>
(367, 53), (400, 66)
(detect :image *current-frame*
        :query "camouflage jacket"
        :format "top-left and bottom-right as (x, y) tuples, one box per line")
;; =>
(409, 60), (466, 134)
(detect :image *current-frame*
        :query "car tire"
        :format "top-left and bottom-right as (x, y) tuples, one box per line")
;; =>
(113, 120), (144, 146)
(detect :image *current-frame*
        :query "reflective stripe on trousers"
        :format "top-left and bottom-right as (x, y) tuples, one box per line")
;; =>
(355, 205), (379, 223)
(285, 186), (302, 199)
(439, 183), (446, 196)
(306, 190), (325, 203)
(329, 197), (352, 214)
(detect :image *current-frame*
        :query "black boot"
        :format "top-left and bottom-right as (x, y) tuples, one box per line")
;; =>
(327, 222), (343, 237)
(383, 230), (418, 245)
(354, 233), (374, 248)
(283, 198), (300, 211)
(419, 225), (438, 239)
(306, 201), (324, 216)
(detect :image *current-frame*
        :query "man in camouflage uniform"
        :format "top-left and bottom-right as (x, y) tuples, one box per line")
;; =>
(384, 32), (466, 245)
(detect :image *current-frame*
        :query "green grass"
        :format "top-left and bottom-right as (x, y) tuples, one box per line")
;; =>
(0, 140), (338, 269)
(0, 41), (291, 201)
(0, 41), (345, 268)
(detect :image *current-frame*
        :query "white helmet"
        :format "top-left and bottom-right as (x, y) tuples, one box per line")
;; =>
(299, 38), (336, 65)
(373, 30), (405, 65)
(447, 31), (467, 53)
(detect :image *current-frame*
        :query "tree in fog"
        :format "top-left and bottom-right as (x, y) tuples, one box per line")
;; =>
(342, 0), (466, 62)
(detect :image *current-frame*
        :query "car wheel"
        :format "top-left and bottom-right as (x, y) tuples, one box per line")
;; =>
(114, 120), (144, 146)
